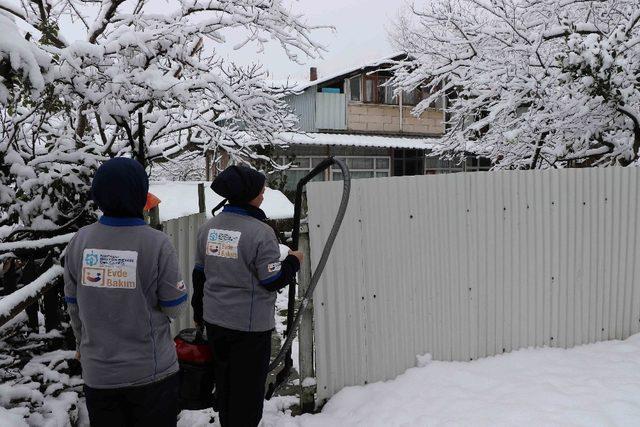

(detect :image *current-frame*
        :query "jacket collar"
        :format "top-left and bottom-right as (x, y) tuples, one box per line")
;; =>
(99, 216), (147, 226)
(222, 204), (267, 222)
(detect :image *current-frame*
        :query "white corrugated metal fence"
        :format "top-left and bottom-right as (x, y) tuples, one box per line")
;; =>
(316, 93), (346, 130)
(307, 167), (640, 402)
(162, 212), (207, 336)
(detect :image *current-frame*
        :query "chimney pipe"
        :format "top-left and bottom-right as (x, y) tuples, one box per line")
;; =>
(310, 67), (318, 82)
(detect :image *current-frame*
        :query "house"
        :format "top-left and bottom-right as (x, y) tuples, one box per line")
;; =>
(268, 53), (491, 191)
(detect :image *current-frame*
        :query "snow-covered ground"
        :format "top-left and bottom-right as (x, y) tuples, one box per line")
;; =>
(149, 181), (294, 222)
(5, 326), (640, 426)
(258, 335), (640, 427)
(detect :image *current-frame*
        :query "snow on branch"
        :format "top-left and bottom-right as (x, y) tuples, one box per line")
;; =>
(1, 0), (322, 254)
(0, 265), (63, 324)
(390, 0), (640, 168)
(0, 233), (75, 253)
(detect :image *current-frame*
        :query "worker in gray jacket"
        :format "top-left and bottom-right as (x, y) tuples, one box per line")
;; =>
(192, 165), (303, 427)
(64, 158), (188, 427)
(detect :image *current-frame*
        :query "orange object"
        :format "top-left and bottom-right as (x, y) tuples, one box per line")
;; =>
(144, 192), (161, 211)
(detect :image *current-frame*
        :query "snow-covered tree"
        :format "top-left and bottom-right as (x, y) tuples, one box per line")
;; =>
(390, 0), (640, 169)
(149, 151), (205, 181)
(1, 0), (322, 242)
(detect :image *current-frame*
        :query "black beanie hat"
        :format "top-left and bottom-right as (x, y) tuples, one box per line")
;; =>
(91, 158), (149, 219)
(211, 165), (266, 204)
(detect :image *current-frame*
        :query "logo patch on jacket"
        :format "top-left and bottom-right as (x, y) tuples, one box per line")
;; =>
(267, 262), (281, 273)
(206, 229), (241, 259)
(176, 280), (186, 291)
(81, 249), (137, 289)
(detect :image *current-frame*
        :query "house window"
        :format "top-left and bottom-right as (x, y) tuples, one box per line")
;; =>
(423, 156), (491, 174)
(424, 157), (463, 174)
(363, 74), (396, 105)
(393, 149), (425, 176)
(276, 156), (326, 191)
(331, 156), (391, 180)
(400, 84), (444, 108)
(350, 76), (361, 102)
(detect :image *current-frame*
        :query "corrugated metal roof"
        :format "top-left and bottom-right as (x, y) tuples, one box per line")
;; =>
(271, 52), (407, 92)
(278, 132), (437, 150)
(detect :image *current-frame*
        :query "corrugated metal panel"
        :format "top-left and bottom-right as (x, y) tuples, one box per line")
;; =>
(284, 90), (316, 132)
(316, 93), (346, 130)
(162, 212), (207, 336)
(307, 167), (640, 402)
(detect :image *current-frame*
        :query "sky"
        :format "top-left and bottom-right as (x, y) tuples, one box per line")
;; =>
(54, 0), (408, 81)
(215, 0), (407, 81)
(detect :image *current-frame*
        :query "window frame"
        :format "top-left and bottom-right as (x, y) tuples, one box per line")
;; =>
(349, 75), (362, 102)
(330, 155), (391, 181)
(362, 73), (396, 105)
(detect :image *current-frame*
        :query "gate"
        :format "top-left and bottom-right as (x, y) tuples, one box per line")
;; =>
(162, 212), (207, 336)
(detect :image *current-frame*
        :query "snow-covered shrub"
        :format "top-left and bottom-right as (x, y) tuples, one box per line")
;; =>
(1, 0), (322, 238)
(390, 0), (640, 168)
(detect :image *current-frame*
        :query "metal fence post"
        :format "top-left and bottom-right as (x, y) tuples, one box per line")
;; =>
(198, 183), (206, 213)
(298, 222), (315, 412)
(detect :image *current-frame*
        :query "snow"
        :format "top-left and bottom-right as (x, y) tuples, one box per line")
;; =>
(264, 334), (640, 426)
(0, 265), (63, 318)
(278, 132), (437, 150)
(148, 181), (294, 222)
(279, 244), (290, 261)
(286, 51), (406, 91)
(0, 233), (74, 252)
(0, 8), (50, 101)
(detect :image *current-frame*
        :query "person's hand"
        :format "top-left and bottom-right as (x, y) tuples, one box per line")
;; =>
(75, 351), (80, 360)
(289, 250), (304, 264)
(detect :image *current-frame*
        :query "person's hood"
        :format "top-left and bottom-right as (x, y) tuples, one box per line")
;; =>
(211, 165), (266, 204)
(91, 158), (149, 219)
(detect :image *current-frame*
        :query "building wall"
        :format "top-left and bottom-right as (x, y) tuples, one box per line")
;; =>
(316, 93), (347, 130)
(284, 89), (316, 132)
(347, 104), (444, 135)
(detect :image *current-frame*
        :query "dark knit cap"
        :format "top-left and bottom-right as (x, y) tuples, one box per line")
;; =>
(91, 158), (149, 219)
(211, 165), (266, 204)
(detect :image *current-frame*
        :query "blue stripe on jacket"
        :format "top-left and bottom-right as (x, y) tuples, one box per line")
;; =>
(159, 293), (188, 307)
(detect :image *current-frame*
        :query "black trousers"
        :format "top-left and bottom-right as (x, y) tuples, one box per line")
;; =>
(84, 373), (179, 427)
(206, 322), (272, 427)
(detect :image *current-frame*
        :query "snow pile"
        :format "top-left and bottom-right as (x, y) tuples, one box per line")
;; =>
(265, 334), (640, 426)
(149, 182), (294, 221)
(0, 334), (86, 427)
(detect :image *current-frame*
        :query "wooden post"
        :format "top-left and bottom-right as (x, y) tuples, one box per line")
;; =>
(21, 260), (39, 329)
(198, 183), (206, 213)
(205, 151), (211, 181)
(149, 206), (161, 230)
(3, 259), (17, 295)
(43, 277), (62, 332)
(298, 222), (316, 412)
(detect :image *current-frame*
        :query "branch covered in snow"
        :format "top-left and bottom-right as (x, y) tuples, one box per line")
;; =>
(0, 0), (321, 249)
(0, 233), (74, 253)
(390, 0), (640, 168)
(0, 265), (63, 326)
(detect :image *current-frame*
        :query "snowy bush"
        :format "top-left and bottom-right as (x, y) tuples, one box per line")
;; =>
(1, 1), (321, 422)
(390, 0), (640, 168)
(0, 0), (322, 238)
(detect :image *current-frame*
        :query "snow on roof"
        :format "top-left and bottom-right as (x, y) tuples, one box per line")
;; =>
(278, 132), (437, 150)
(288, 52), (407, 92)
(148, 181), (294, 222)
